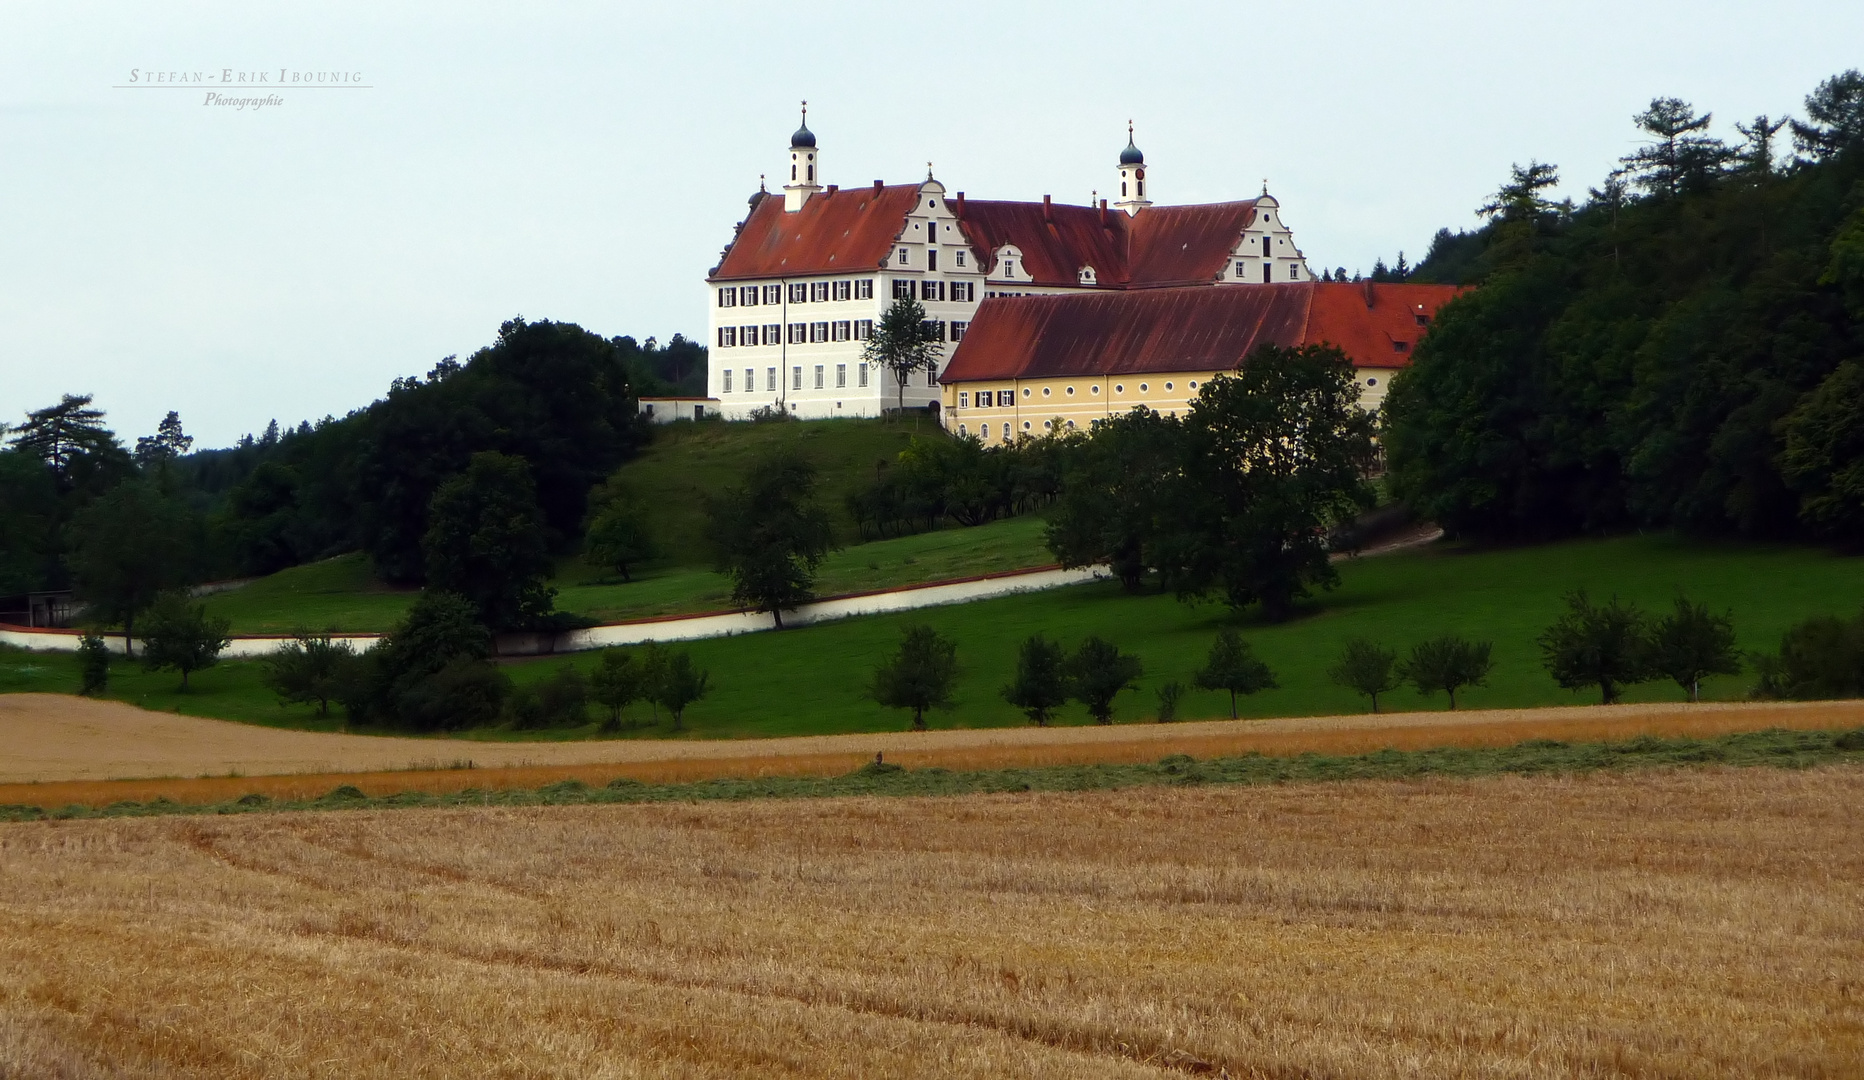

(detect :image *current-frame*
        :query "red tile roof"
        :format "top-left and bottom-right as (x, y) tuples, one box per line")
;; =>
(951, 198), (1262, 289)
(952, 200), (1131, 288)
(1121, 202), (1261, 286)
(711, 185), (926, 280)
(939, 282), (1465, 383)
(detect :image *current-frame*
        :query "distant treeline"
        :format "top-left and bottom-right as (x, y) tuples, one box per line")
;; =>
(0, 321), (700, 602)
(1382, 71), (1864, 544)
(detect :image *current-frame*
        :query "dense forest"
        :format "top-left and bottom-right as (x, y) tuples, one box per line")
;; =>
(0, 321), (706, 606)
(1381, 71), (1864, 544)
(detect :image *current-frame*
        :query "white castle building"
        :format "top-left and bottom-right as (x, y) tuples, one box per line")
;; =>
(704, 110), (1313, 420)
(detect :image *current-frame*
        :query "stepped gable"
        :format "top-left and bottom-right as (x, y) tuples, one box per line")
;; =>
(1122, 201), (1261, 286)
(940, 285), (1314, 382)
(952, 199), (1131, 287)
(940, 281), (1466, 382)
(1307, 281), (1466, 370)
(711, 184), (925, 280)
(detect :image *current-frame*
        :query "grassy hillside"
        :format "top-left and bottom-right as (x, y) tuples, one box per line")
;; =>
(199, 514), (1051, 634)
(612, 417), (940, 567)
(10, 533), (1862, 738)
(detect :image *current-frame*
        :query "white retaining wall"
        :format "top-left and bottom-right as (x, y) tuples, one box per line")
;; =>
(0, 565), (1108, 659)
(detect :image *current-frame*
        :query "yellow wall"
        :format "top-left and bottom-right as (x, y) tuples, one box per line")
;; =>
(942, 367), (1398, 442)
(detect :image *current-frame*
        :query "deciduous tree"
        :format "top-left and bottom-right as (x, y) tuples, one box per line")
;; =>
(1537, 591), (1655, 705)
(590, 649), (644, 730)
(1400, 635), (1494, 710)
(1068, 635), (1144, 725)
(705, 452), (835, 628)
(859, 296), (942, 414)
(652, 650), (710, 731)
(1001, 633), (1068, 726)
(139, 592), (232, 690)
(421, 451), (557, 631)
(262, 632), (360, 716)
(1328, 638), (1401, 713)
(871, 624), (958, 731)
(1651, 598), (1741, 703)
(67, 481), (188, 656)
(1193, 628), (1277, 719)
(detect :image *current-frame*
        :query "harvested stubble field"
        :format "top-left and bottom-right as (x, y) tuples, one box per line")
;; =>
(3, 766), (1861, 1078)
(4, 693), (1861, 812)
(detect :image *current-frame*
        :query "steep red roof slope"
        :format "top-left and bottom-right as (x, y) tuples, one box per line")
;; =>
(940, 282), (1465, 382)
(711, 185), (924, 280)
(1122, 201), (1260, 286)
(940, 286), (1313, 382)
(953, 199), (1131, 288)
(1307, 281), (1465, 369)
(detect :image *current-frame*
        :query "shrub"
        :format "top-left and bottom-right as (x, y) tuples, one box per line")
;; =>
(262, 632), (361, 716)
(77, 633), (110, 696)
(1155, 680), (1185, 723)
(393, 656), (510, 732)
(1751, 609), (1864, 700)
(507, 664), (590, 729)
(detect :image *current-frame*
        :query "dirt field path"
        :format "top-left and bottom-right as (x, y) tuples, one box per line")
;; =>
(3, 693), (1859, 807)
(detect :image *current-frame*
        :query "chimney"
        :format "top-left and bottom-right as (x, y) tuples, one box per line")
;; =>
(955, 191), (965, 214)
(1362, 278), (1375, 308)
(1099, 198), (1110, 227)
(1042, 194), (1052, 224)
(873, 179), (884, 192)
(825, 184), (838, 195)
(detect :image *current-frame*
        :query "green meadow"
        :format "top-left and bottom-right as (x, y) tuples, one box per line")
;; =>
(7, 533), (1862, 740)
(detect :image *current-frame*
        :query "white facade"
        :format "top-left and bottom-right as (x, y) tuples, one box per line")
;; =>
(707, 176), (986, 421)
(705, 122), (1313, 420)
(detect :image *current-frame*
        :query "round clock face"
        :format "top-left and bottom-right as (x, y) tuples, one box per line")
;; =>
(1136, 168), (1146, 180)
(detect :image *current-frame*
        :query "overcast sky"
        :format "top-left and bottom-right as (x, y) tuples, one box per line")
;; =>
(3, 1), (1860, 448)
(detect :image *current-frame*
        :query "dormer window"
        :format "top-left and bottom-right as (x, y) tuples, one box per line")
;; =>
(1078, 265), (1098, 285)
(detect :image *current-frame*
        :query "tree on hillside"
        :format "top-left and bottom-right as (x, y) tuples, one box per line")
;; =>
(1400, 636), (1494, 710)
(1193, 628), (1277, 719)
(1171, 345), (1379, 621)
(705, 451), (835, 628)
(67, 481), (188, 656)
(1328, 637), (1402, 713)
(1001, 633), (1069, 726)
(367, 590), (508, 731)
(0, 448), (60, 595)
(1651, 598), (1741, 703)
(871, 624), (958, 731)
(1619, 97), (1731, 198)
(138, 592), (232, 690)
(1791, 69), (1864, 160)
(1067, 635), (1144, 725)
(1537, 591), (1656, 705)
(8, 394), (130, 491)
(1779, 361), (1864, 541)
(421, 451), (557, 631)
(262, 632), (360, 716)
(651, 650), (710, 731)
(134, 411), (194, 470)
(1750, 609), (1864, 700)
(353, 317), (645, 583)
(1045, 407), (1187, 592)
(590, 649), (644, 731)
(583, 488), (657, 582)
(860, 296), (942, 414)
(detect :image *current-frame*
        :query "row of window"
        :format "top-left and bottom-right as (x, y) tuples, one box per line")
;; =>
(954, 378), (1203, 408)
(716, 279), (878, 307)
(720, 364), (943, 393)
(716, 319), (967, 348)
(890, 278), (975, 302)
(956, 419), (1079, 443)
(1233, 260), (1302, 282)
(896, 247), (967, 270)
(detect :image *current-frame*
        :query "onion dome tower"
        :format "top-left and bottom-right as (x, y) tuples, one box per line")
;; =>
(783, 101), (823, 212)
(1113, 120), (1153, 216)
